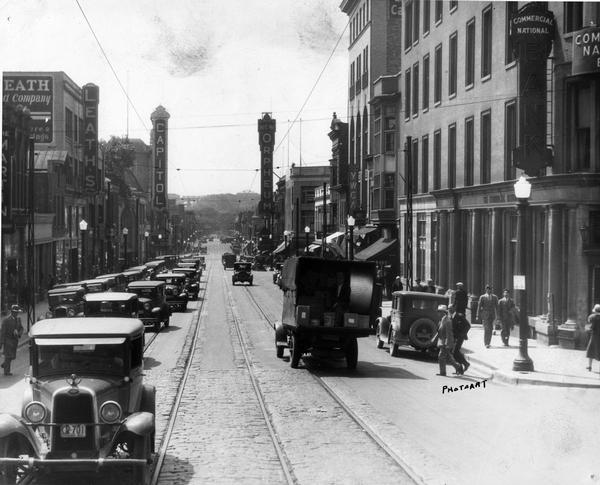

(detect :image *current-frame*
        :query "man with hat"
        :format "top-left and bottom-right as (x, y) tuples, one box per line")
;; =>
(0, 305), (24, 376)
(454, 282), (469, 315)
(436, 304), (463, 376)
(477, 285), (498, 348)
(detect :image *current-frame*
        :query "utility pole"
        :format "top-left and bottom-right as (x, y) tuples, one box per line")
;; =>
(27, 137), (35, 329)
(321, 182), (327, 255)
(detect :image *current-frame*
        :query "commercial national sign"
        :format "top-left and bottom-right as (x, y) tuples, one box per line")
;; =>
(2, 75), (53, 143)
(509, 3), (555, 176)
(151, 106), (170, 209)
(258, 113), (275, 215)
(572, 26), (600, 75)
(82, 83), (99, 193)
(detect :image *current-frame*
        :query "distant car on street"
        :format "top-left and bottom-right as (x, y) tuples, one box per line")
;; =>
(172, 267), (200, 300)
(126, 280), (171, 332)
(153, 273), (189, 312)
(83, 292), (140, 318)
(232, 262), (253, 285)
(46, 285), (86, 318)
(0, 317), (156, 485)
(222, 252), (236, 270)
(376, 291), (449, 357)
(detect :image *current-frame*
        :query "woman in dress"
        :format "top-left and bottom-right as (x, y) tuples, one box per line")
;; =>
(586, 304), (600, 372)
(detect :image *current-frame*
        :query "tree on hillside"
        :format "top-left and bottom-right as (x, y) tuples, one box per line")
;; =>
(101, 136), (136, 197)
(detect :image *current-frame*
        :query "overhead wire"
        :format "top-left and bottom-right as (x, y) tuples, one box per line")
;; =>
(74, 0), (149, 132)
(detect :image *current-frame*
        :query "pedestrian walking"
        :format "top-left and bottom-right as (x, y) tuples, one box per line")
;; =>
(450, 304), (471, 373)
(454, 282), (469, 315)
(0, 305), (24, 376)
(586, 304), (600, 373)
(497, 289), (517, 347)
(392, 276), (403, 293)
(436, 304), (463, 376)
(477, 285), (498, 348)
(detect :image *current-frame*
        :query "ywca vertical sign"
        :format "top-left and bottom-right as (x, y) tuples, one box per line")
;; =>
(258, 113), (275, 215)
(151, 106), (170, 208)
(83, 83), (99, 193)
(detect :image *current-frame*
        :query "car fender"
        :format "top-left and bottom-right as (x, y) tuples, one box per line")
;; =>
(118, 411), (155, 438)
(0, 413), (42, 456)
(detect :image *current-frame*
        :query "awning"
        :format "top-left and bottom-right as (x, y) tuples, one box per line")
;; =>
(272, 240), (294, 255)
(325, 231), (345, 244)
(34, 150), (68, 170)
(307, 241), (344, 258)
(354, 238), (398, 261)
(355, 226), (378, 237)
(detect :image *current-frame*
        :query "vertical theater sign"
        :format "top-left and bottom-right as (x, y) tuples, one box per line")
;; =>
(83, 83), (99, 193)
(509, 3), (555, 175)
(151, 106), (170, 208)
(258, 113), (276, 216)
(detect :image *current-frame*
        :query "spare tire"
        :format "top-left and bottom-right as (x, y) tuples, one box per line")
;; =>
(408, 318), (438, 349)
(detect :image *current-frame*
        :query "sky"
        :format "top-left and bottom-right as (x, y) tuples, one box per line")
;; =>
(1, 0), (349, 196)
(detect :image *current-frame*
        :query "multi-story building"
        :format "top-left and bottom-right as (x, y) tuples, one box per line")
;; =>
(340, 0), (403, 233)
(397, 1), (600, 348)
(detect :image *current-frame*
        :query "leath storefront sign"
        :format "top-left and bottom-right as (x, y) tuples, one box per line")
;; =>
(572, 26), (600, 75)
(83, 83), (99, 193)
(2, 75), (53, 143)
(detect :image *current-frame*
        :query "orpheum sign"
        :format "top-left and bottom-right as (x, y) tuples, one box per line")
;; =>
(151, 106), (170, 208)
(83, 83), (99, 193)
(258, 113), (276, 215)
(572, 26), (600, 75)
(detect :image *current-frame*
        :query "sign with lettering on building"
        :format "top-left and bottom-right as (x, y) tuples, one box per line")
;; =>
(258, 113), (276, 215)
(2, 75), (53, 143)
(151, 106), (170, 208)
(572, 26), (600, 76)
(389, 0), (401, 17)
(83, 83), (99, 193)
(509, 3), (555, 176)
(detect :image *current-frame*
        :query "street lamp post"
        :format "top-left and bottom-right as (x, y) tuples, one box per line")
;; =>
(79, 219), (88, 280)
(512, 176), (534, 372)
(304, 226), (310, 253)
(347, 215), (355, 261)
(122, 227), (129, 270)
(144, 231), (149, 262)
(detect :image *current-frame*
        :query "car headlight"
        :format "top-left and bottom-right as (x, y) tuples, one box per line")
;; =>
(151, 307), (160, 313)
(24, 401), (47, 423)
(179, 292), (187, 298)
(144, 302), (151, 311)
(67, 308), (76, 317)
(99, 401), (122, 424)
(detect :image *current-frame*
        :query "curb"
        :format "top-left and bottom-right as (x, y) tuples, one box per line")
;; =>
(467, 355), (600, 389)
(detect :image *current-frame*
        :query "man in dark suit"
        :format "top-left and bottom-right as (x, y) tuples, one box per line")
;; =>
(477, 285), (498, 348)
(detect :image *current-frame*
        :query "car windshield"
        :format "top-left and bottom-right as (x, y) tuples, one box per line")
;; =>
(129, 287), (157, 299)
(35, 341), (126, 377)
(48, 293), (80, 306)
(85, 301), (134, 316)
(86, 284), (105, 293)
(408, 298), (440, 311)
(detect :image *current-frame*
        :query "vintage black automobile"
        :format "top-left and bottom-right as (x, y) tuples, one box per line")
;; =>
(153, 273), (189, 312)
(154, 254), (178, 269)
(376, 291), (449, 357)
(0, 318), (155, 484)
(232, 262), (253, 285)
(84, 292), (140, 318)
(96, 273), (127, 292)
(143, 261), (167, 280)
(126, 281), (171, 332)
(275, 257), (377, 369)
(78, 278), (111, 294)
(46, 286), (86, 318)
(171, 267), (200, 300)
(222, 252), (236, 270)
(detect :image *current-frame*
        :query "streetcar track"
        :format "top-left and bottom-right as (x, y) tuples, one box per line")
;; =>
(224, 273), (297, 485)
(241, 283), (424, 485)
(148, 262), (212, 485)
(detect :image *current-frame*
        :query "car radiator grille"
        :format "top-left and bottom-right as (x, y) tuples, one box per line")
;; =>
(51, 392), (95, 454)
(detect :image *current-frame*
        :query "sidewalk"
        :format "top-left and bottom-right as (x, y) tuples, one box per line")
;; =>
(381, 301), (600, 388)
(461, 325), (600, 388)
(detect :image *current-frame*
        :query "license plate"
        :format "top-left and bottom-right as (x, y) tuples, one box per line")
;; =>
(60, 424), (86, 438)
